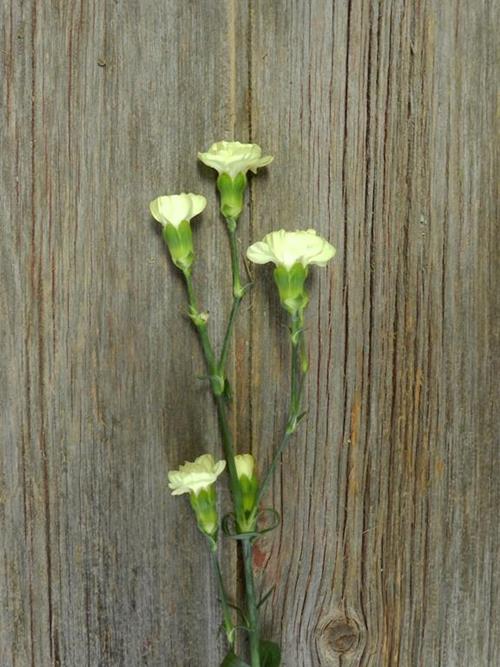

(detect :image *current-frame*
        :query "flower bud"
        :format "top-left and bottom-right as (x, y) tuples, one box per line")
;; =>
(235, 454), (259, 515)
(216, 172), (247, 221)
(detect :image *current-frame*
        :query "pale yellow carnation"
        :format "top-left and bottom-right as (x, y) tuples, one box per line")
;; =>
(168, 454), (226, 496)
(198, 141), (273, 179)
(149, 193), (206, 229)
(247, 229), (335, 270)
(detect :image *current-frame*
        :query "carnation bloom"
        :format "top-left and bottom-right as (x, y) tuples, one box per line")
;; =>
(246, 229), (335, 270)
(149, 193), (206, 271)
(198, 141), (273, 179)
(247, 230), (336, 317)
(168, 454), (226, 496)
(149, 193), (206, 228)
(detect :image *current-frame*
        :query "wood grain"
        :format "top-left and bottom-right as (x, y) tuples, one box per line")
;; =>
(1, 1), (245, 665)
(1, 1), (498, 666)
(248, 1), (499, 666)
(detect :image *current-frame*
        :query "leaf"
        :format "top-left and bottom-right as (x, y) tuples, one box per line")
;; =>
(223, 378), (233, 401)
(257, 585), (276, 609)
(220, 650), (250, 667)
(295, 410), (308, 425)
(260, 640), (281, 666)
(225, 601), (249, 625)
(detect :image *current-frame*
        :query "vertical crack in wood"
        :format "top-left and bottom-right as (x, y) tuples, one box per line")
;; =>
(247, 0), (254, 462)
(227, 0), (237, 135)
(359, 0), (375, 662)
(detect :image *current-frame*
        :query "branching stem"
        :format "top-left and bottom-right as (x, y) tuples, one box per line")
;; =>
(211, 548), (235, 647)
(182, 269), (243, 515)
(219, 219), (245, 373)
(256, 310), (307, 507)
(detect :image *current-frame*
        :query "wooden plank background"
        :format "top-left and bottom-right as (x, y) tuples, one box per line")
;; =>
(1, 1), (497, 665)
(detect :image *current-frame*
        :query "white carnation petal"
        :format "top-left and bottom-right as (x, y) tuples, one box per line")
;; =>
(190, 195), (207, 218)
(214, 460), (227, 477)
(247, 241), (278, 265)
(149, 198), (164, 224)
(198, 141), (273, 178)
(195, 453), (214, 470)
(198, 152), (222, 172)
(149, 193), (206, 228)
(168, 453), (226, 496)
(248, 155), (274, 174)
(246, 229), (335, 269)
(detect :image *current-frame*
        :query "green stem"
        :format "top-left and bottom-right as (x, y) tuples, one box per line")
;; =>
(182, 269), (244, 518)
(227, 220), (244, 297)
(219, 220), (245, 373)
(219, 293), (241, 372)
(242, 539), (260, 667)
(183, 270), (220, 382)
(255, 433), (292, 509)
(211, 548), (235, 647)
(214, 395), (244, 517)
(256, 310), (307, 507)
(290, 334), (300, 414)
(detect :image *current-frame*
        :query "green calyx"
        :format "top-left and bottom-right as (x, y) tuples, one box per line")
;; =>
(163, 220), (194, 271)
(217, 172), (247, 221)
(238, 473), (259, 516)
(189, 486), (219, 538)
(273, 263), (309, 316)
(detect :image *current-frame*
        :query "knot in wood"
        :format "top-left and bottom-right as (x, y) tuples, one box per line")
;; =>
(319, 617), (360, 657)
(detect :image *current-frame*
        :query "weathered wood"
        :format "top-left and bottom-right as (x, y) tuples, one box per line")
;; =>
(1, 1), (246, 665)
(248, 1), (499, 666)
(1, 1), (498, 666)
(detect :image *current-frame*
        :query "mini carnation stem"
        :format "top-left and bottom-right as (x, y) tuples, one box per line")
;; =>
(181, 268), (245, 521)
(219, 292), (241, 374)
(183, 270), (218, 372)
(242, 538), (261, 667)
(184, 257), (260, 664)
(255, 310), (307, 507)
(219, 220), (246, 374)
(211, 548), (235, 647)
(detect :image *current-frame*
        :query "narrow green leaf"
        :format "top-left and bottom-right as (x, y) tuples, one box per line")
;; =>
(260, 640), (281, 667)
(257, 585), (276, 609)
(220, 650), (250, 667)
(295, 410), (308, 425)
(223, 378), (233, 401)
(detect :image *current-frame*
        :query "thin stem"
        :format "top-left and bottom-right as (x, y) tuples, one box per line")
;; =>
(214, 395), (244, 515)
(219, 294), (241, 372)
(242, 539), (260, 667)
(227, 221), (244, 297)
(211, 549), (235, 647)
(184, 268), (197, 305)
(219, 221), (245, 373)
(290, 334), (300, 413)
(255, 432), (293, 508)
(183, 270), (219, 377)
(182, 269), (244, 516)
(256, 311), (307, 507)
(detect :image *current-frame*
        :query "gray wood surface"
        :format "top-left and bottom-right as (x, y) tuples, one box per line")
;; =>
(1, 1), (498, 666)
